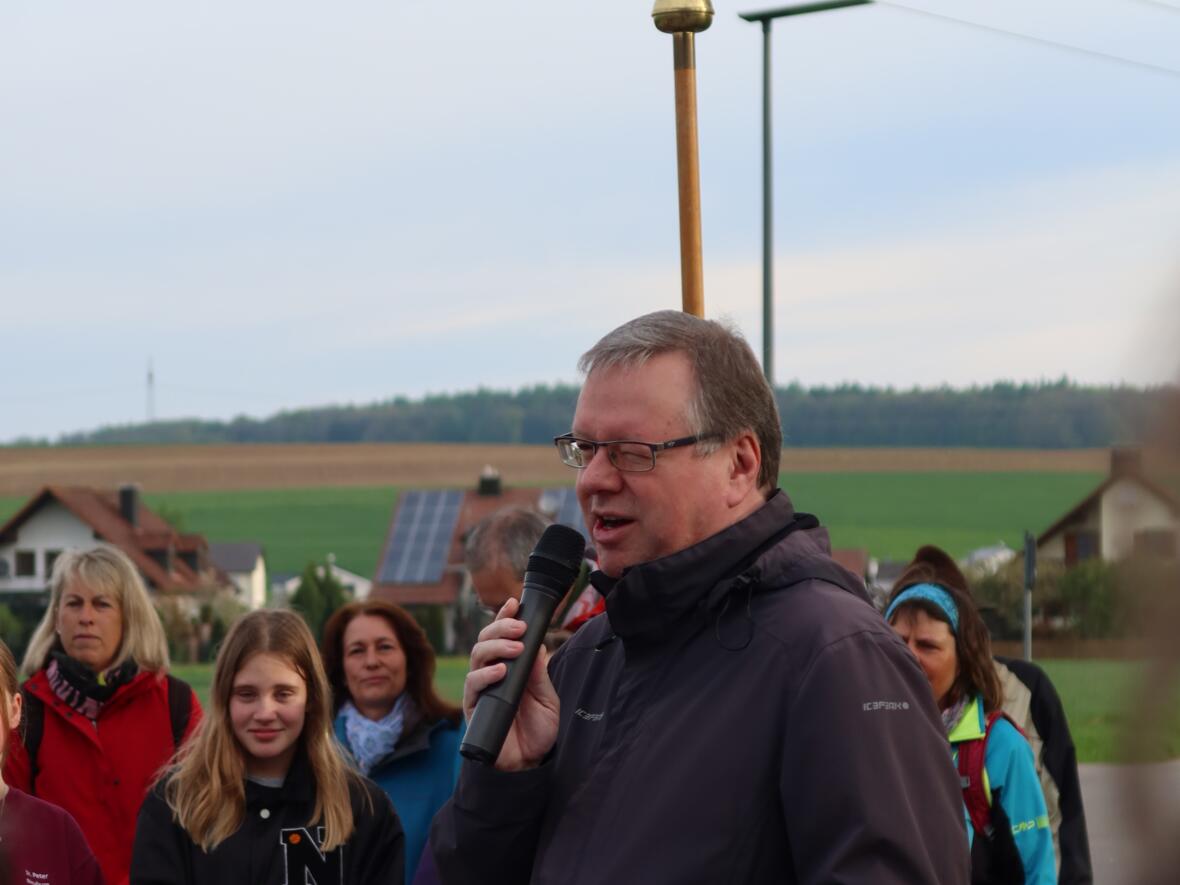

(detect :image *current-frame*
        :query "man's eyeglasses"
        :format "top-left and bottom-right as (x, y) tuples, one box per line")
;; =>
(553, 433), (717, 473)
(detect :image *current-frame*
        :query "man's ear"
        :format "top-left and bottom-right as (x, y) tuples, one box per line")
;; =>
(725, 431), (762, 506)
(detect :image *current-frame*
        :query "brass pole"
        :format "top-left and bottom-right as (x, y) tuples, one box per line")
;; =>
(653, 1), (713, 318)
(672, 33), (704, 317)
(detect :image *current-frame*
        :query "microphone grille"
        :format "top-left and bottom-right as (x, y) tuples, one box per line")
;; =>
(527, 524), (587, 582)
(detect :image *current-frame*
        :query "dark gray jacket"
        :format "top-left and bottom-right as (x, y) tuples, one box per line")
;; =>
(432, 491), (970, 884)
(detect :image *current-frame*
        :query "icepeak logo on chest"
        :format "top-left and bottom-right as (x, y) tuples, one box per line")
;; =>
(280, 826), (344, 884)
(24, 871), (51, 884)
(574, 708), (604, 721)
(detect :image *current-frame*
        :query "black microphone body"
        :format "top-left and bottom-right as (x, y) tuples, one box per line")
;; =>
(461, 524), (585, 765)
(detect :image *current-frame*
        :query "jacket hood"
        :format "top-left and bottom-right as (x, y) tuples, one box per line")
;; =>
(596, 490), (868, 645)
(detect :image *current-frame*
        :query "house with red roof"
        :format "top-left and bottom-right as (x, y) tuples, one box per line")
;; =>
(0, 484), (230, 596)
(1037, 448), (1179, 565)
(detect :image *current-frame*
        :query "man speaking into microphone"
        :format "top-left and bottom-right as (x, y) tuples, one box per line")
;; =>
(432, 311), (969, 884)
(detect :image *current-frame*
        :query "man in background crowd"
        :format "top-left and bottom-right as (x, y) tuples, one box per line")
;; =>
(464, 506), (604, 647)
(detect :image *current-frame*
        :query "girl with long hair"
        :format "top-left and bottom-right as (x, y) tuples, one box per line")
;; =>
(130, 609), (404, 884)
(0, 638), (104, 884)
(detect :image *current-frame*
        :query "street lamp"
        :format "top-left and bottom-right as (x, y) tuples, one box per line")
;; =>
(738, 0), (872, 385)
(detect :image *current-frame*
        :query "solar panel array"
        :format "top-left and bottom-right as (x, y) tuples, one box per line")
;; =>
(378, 490), (464, 584)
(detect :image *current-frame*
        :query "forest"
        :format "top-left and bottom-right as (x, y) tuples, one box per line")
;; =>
(31, 379), (1172, 449)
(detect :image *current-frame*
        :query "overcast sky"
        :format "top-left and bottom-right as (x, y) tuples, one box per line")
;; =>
(3, 0), (1178, 442)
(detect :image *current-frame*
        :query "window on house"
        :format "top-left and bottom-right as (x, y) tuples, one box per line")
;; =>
(15, 550), (36, 577)
(0, 558), (9, 578)
(45, 549), (62, 577)
(1064, 531), (1099, 568)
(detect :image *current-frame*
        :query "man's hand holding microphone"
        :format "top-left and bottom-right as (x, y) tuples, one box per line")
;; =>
(460, 525), (585, 770)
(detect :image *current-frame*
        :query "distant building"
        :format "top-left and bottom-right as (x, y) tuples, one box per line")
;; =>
(963, 542), (1017, 575)
(274, 557), (372, 605)
(1037, 447), (1178, 566)
(0, 484), (229, 596)
(208, 542), (268, 609)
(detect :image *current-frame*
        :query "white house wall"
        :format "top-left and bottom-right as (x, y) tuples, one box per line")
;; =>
(1040, 534), (1066, 562)
(1100, 479), (1178, 560)
(0, 502), (97, 592)
(248, 556), (267, 609)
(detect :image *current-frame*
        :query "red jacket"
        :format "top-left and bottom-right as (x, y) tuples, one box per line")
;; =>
(3, 668), (201, 885)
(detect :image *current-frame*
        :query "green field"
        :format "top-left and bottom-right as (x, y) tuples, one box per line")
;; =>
(1038, 660), (1180, 763)
(149, 487), (399, 577)
(784, 471), (1100, 559)
(0, 470), (1102, 575)
(172, 658), (1177, 763)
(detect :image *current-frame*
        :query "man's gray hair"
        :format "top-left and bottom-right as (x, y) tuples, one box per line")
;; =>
(578, 310), (781, 490)
(464, 507), (549, 579)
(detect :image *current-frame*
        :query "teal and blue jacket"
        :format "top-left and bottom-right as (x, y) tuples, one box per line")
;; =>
(335, 712), (463, 883)
(949, 695), (1057, 885)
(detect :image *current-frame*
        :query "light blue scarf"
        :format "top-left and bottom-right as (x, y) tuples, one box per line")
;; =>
(341, 695), (408, 775)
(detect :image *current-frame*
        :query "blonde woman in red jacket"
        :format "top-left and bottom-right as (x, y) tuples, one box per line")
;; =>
(2, 546), (201, 885)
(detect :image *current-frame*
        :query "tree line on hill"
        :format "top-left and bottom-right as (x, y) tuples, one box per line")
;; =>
(23, 378), (1173, 448)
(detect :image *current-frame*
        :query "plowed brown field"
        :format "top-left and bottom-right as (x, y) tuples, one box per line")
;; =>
(0, 444), (1114, 496)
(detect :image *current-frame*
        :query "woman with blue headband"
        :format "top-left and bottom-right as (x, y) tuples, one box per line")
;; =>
(885, 546), (1056, 885)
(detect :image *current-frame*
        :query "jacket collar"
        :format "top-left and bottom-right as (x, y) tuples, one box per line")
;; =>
(597, 490), (797, 645)
(245, 747), (316, 804)
(26, 666), (160, 710)
(947, 694), (987, 744)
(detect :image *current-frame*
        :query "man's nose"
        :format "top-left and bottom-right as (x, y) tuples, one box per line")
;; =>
(576, 446), (623, 497)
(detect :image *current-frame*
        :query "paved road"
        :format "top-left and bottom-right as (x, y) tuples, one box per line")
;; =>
(1079, 760), (1180, 884)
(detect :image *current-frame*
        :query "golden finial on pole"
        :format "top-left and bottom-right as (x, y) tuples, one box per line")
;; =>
(652, 0), (713, 317)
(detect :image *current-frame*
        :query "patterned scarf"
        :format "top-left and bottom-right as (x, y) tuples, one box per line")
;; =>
(46, 651), (138, 722)
(341, 695), (409, 775)
(940, 693), (970, 737)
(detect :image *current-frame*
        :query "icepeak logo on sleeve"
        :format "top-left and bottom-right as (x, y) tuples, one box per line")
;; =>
(280, 826), (345, 884)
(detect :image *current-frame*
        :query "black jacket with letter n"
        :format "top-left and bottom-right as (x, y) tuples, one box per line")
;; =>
(432, 491), (970, 884)
(130, 751), (405, 885)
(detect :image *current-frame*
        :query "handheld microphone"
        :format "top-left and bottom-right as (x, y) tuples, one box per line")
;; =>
(460, 524), (586, 765)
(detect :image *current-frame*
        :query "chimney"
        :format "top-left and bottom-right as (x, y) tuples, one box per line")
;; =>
(119, 484), (140, 527)
(477, 465), (502, 497)
(1110, 447), (1142, 479)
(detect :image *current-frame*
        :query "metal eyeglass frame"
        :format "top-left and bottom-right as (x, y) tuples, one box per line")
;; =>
(553, 433), (717, 473)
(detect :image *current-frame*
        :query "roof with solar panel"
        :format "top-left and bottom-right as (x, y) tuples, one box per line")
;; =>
(370, 468), (588, 606)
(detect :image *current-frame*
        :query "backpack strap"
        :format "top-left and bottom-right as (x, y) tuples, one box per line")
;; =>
(19, 686), (44, 792)
(958, 709), (1025, 838)
(164, 674), (193, 749)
